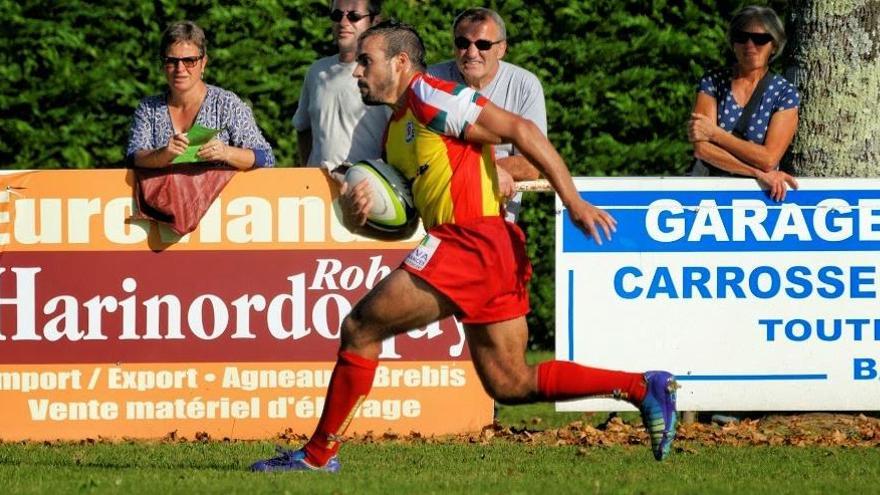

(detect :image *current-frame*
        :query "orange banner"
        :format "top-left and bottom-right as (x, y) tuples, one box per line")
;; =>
(0, 169), (424, 252)
(0, 362), (490, 441)
(0, 169), (492, 441)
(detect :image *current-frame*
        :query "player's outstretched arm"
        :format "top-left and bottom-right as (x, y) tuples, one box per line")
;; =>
(470, 103), (617, 244)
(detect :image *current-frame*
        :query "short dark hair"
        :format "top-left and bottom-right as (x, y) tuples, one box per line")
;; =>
(360, 20), (426, 72)
(452, 7), (507, 40)
(728, 6), (786, 61)
(160, 21), (207, 58)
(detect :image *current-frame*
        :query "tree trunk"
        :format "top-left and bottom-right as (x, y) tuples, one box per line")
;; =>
(787, 0), (880, 176)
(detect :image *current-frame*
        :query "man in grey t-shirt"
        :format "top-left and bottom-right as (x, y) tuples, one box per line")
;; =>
(428, 7), (547, 220)
(292, 0), (390, 167)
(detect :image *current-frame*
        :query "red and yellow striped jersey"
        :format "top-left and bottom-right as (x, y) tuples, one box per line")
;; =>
(384, 73), (502, 230)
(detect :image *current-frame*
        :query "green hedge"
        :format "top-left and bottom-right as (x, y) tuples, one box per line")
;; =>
(0, 0), (787, 348)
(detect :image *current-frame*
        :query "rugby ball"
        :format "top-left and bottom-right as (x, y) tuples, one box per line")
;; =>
(344, 159), (419, 239)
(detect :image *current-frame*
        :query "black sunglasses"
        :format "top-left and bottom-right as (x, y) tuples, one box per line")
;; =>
(329, 9), (372, 23)
(731, 30), (774, 46)
(454, 36), (504, 51)
(162, 55), (203, 68)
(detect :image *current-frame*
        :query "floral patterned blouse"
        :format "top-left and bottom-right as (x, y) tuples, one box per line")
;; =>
(126, 84), (275, 167)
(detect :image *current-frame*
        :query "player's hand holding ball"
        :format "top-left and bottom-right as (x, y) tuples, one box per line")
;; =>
(339, 177), (374, 230)
(338, 159), (419, 239)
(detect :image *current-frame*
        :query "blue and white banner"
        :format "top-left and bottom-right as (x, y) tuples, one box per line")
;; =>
(555, 178), (880, 411)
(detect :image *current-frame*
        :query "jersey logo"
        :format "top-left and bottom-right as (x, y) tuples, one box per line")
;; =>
(405, 121), (415, 143)
(404, 234), (441, 271)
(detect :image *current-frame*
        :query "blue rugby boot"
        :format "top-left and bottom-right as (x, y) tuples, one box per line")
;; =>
(639, 371), (678, 461)
(249, 447), (340, 473)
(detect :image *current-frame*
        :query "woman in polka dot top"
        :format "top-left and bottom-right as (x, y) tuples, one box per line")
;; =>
(688, 6), (799, 201)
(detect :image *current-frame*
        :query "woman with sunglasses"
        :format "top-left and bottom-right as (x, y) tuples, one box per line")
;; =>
(126, 21), (275, 170)
(688, 6), (798, 201)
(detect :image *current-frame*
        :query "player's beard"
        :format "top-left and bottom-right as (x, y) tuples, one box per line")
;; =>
(359, 69), (395, 106)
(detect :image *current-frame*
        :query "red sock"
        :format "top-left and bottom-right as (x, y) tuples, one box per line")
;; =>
(536, 360), (646, 403)
(303, 351), (378, 467)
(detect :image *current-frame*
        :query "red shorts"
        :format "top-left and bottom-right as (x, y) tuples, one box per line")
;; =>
(401, 216), (532, 324)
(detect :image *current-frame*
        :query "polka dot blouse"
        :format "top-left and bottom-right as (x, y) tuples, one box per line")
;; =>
(698, 69), (800, 145)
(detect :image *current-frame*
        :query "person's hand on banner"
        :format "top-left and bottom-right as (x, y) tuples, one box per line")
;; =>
(566, 198), (617, 246)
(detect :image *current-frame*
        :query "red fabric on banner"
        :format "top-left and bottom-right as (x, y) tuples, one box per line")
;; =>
(132, 163), (236, 235)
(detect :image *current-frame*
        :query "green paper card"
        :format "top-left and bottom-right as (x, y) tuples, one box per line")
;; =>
(171, 124), (222, 164)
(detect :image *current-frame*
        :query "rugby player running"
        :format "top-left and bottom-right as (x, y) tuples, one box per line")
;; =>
(251, 21), (678, 472)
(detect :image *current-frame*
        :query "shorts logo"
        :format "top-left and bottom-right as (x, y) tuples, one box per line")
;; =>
(405, 121), (415, 143)
(405, 234), (440, 271)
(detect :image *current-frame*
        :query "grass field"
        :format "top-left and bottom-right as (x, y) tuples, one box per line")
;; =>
(3, 351), (879, 494)
(3, 437), (880, 494)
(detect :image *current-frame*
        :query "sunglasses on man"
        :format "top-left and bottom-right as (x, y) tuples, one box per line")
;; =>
(454, 36), (504, 51)
(731, 30), (774, 46)
(329, 9), (372, 23)
(162, 55), (204, 68)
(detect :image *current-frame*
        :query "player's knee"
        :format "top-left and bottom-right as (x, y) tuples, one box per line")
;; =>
(339, 312), (382, 351)
(339, 314), (362, 349)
